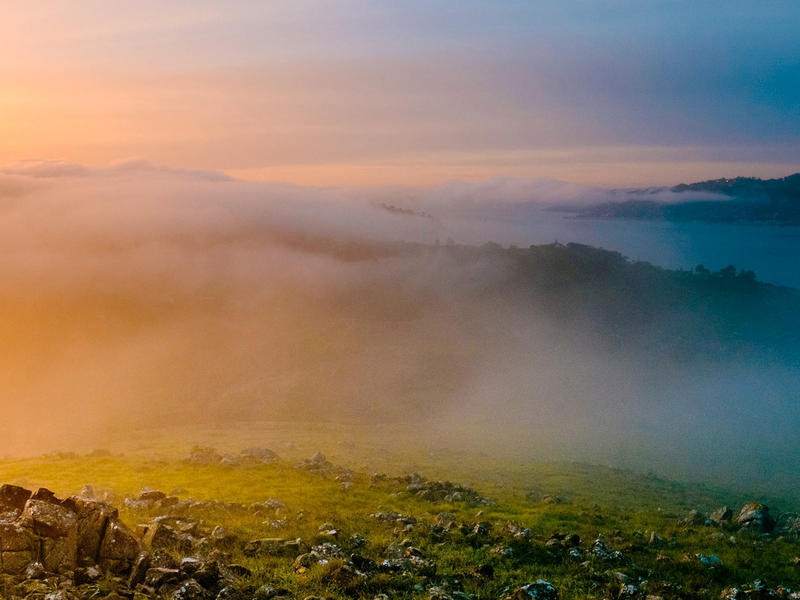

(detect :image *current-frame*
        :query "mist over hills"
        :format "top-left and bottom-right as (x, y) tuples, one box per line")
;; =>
(572, 173), (800, 223)
(0, 161), (799, 490)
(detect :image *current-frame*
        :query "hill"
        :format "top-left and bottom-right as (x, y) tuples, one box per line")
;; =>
(572, 173), (800, 223)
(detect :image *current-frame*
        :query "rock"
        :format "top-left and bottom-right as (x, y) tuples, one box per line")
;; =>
(194, 560), (222, 589)
(291, 553), (315, 573)
(220, 455), (241, 466)
(402, 474), (491, 505)
(143, 521), (181, 549)
(696, 553), (721, 567)
(710, 506), (733, 525)
(20, 498), (77, 538)
(297, 452), (335, 474)
(18, 498), (79, 573)
(45, 591), (79, 600)
(324, 562), (362, 588)
(240, 448), (280, 463)
(41, 535), (77, 573)
(224, 563), (251, 577)
(254, 584), (290, 600)
(145, 566), (181, 588)
(99, 520), (141, 572)
(541, 495), (563, 505)
(590, 539), (620, 561)
(1, 549), (36, 575)
(62, 496), (119, 563)
(774, 513), (800, 539)
(736, 503), (774, 532)
(128, 551), (151, 587)
(507, 580), (559, 600)
(211, 525), (236, 547)
(73, 564), (102, 585)
(185, 446), (223, 465)
(139, 489), (168, 502)
(217, 586), (244, 600)
(23, 561), (47, 579)
(172, 579), (206, 600)
(0, 521), (36, 552)
(0, 485), (32, 512)
(679, 509), (706, 527)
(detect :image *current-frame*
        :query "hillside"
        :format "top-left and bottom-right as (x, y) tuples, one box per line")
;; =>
(0, 433), (798, 600)
(571, 173), (800, 223)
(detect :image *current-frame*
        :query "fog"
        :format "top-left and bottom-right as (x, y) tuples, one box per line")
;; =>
(0, 161), (798, 493)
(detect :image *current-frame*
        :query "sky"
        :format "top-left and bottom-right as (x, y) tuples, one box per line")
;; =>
(1, 1), (798, 187)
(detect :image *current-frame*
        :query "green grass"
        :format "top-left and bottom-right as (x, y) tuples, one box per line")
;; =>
(1, 422), (798, 600)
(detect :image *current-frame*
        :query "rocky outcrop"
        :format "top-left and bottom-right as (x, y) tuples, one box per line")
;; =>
(0, 484), (140, 576)
(736, 503), (774, 533)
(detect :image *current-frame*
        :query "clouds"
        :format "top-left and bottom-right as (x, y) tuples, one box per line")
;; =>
(1, 2), (798, 186)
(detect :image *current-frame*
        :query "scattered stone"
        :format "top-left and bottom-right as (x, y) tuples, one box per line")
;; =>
(404, 473), (491, 505)
(506, 580), (559, 600)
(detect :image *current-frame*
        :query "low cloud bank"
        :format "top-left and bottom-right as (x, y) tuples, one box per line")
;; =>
(0, 161), (796, 496)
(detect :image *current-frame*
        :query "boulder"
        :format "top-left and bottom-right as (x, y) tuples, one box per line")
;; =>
(18, 498), (79, 573)
(62, 496), (119, 562)
(185, 446), (223, 465)
(173, 579), (206, 600)
(0, 522), (36, 552)
(98, 520), (141, 572)
(240, 448), (280, 463)
(128, 551), (152, 587)
(41, 535), (78, 573)
(19, 498), (77, 538)
(145, 566), (181, 588)
(0, 485), (32, 512)
(736, 503), (774, 532)
(710, 507), (733, 525)
(1, 549), (37, 575)
(774, 513), (800, 539)
(679, 509), (706, 528)
(143, 521), (182, 549)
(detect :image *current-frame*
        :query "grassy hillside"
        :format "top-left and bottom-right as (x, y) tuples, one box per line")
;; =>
(1, 424), (798, 600)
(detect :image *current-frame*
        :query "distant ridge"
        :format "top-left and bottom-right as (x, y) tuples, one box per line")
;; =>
(671, 172), (800, 199)
(575, 173), (800, 224)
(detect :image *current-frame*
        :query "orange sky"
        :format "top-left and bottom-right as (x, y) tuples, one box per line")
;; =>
(1, 2), (797, 187)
